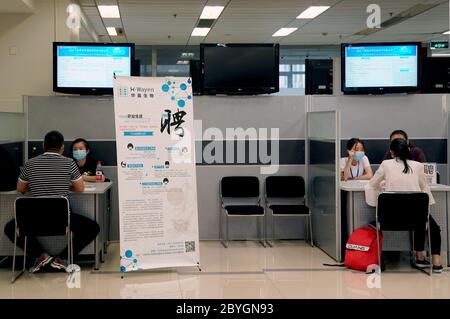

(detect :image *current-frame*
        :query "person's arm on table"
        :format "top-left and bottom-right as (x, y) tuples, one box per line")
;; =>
(16, 180), (29, 193)
(70, 160), (84, 192)
(70, 177), (84, 192)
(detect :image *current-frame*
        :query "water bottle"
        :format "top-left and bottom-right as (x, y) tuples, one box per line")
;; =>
(96, 161), (103, 182)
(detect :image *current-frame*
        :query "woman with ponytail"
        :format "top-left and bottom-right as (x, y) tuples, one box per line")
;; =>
(366, 138), (443, 273)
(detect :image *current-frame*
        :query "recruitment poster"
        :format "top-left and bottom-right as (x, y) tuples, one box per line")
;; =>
(113, 76), (200, 271)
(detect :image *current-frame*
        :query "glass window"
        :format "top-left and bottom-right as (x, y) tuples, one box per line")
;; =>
(292, 64), (305, 72)
(279, 64), (290, 72)
(279, 76), (289, 89)
(292, 74), (305, 89)
(135, 45), (153, 76)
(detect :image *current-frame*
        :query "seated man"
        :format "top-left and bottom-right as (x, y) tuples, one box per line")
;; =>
(4, 130), (100, 273)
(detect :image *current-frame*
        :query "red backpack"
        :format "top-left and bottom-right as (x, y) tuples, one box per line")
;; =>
(344, 226), (383, 272)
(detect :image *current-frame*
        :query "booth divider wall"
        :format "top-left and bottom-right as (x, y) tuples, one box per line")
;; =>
(0, 112), (25, 256)
(306, 110), (341, 261)
(24, 95), (307, 241)
(18, 93), (450, 244)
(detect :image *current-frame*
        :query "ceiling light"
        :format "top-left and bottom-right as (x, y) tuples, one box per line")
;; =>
(177, 60), (190, 65)
(192, 27), (210, 36)
(296, 6), (330, 19)
(98, 5), (120, 18)
(107, 27), (117, 36)
(443, 30), (450, 34)
(272, 28), (298, 37)
(181, 52), (195, 58)
(200, 6), (224, 19)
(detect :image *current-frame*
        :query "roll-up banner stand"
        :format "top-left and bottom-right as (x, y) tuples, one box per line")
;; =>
(113, 76), (200, 272)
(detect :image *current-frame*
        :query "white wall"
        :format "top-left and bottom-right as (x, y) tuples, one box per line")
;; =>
(0, 0), (71, 113)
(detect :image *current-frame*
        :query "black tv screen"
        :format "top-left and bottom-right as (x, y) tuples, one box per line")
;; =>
(53, 42), (135, 95)
(200, 43), (279, 95)
(341, 42), (421, 95)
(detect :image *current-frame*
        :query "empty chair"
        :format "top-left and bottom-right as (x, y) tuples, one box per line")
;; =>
(375, 192), (432, 276)
(11, 196), (73, 283)
(219, 176), (265, 248)
(265, 176), (313, 247)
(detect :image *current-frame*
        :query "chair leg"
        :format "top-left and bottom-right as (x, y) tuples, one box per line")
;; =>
(309, 215), (314, 247)
(427, 225), (433, 276)
(219, 208), (223, 246)
(11, 231), (17, 283)
(225, 214), (229, 248)
(71, 232), (74, 266)
(410, 231), (416, 266)
(11, 234), (26, 284)
(220, 209), (228, 248)
(67, 231), (74, 266)
(271, 213), (275, 246)
(23, 236), (27, 272)
(265, 214), (272, 247)
(258, 215), (266, 248)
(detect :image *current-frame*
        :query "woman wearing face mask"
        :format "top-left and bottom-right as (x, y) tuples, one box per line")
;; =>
(341, 138), (373, 181)
(71, 138), (105, 183)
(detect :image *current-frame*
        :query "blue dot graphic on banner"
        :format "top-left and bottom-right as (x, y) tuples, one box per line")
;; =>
(120, 249), (141, 271)
(161, 79), (192, 108)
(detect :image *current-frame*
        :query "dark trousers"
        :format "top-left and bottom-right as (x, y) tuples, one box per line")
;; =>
(414, 215), (441, 256)
(4, 213), (100, 259)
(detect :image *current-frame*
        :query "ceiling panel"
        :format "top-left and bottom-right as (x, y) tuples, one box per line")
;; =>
(74, 0), (448, 45)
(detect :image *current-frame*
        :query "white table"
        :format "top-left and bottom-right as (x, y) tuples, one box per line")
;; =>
(0, 182), (112, 270)
(340, 180), (450, 266)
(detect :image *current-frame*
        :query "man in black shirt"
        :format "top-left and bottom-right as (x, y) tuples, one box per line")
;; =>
(4, 131), (99, 273)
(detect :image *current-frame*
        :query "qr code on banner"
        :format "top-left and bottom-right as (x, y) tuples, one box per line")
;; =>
(185, 241), (195, 253)
(424, 164), (434, 175)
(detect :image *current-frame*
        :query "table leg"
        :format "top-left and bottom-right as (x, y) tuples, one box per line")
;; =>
(94, 193), (100, 270)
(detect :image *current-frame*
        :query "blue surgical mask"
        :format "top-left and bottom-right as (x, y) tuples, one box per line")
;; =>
(353, 151), (365, 161)
(73, 150), (87, 160)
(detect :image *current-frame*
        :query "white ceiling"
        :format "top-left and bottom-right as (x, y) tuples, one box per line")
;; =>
(0, 0), (34, 13)
(78, 0), (450, 45)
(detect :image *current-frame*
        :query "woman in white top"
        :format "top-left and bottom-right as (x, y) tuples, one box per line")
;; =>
(341, 138), (373, 181)
(366, 138), (443, 273)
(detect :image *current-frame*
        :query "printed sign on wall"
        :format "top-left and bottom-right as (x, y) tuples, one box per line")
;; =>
(113, 76), (200, 271)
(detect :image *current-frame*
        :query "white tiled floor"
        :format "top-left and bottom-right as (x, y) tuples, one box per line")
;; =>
(0, 240), (449, 299)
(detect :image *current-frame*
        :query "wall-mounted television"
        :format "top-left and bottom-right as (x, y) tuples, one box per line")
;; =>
(341, 42), (421, 95)
(53, 42), (135, 95)
(200, 43), (279, 95)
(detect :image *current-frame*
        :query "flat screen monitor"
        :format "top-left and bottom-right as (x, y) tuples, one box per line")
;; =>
(53, 42), (135, 95)
(200, 43), (279, 95)
(341, 42), (421, 94)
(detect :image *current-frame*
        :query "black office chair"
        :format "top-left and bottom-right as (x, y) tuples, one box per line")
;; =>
(12, 196), (73, 283)
(220, 176), (265, 248)
(265, 176), (313, 247)
(375, 192), (432, 276)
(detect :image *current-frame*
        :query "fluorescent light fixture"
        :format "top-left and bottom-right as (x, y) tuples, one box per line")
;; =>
(272, 27), (298, 37)
(107, 27), (117, 36)
(176, 60), (190, 65)
(98, 5), (120, 18)
(191, 27), (210, 36)
(200, 6), (224, 19)
(296, 6), (330, 19)
(181, 52), (195, 58)
(443, 30), (450, 34)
